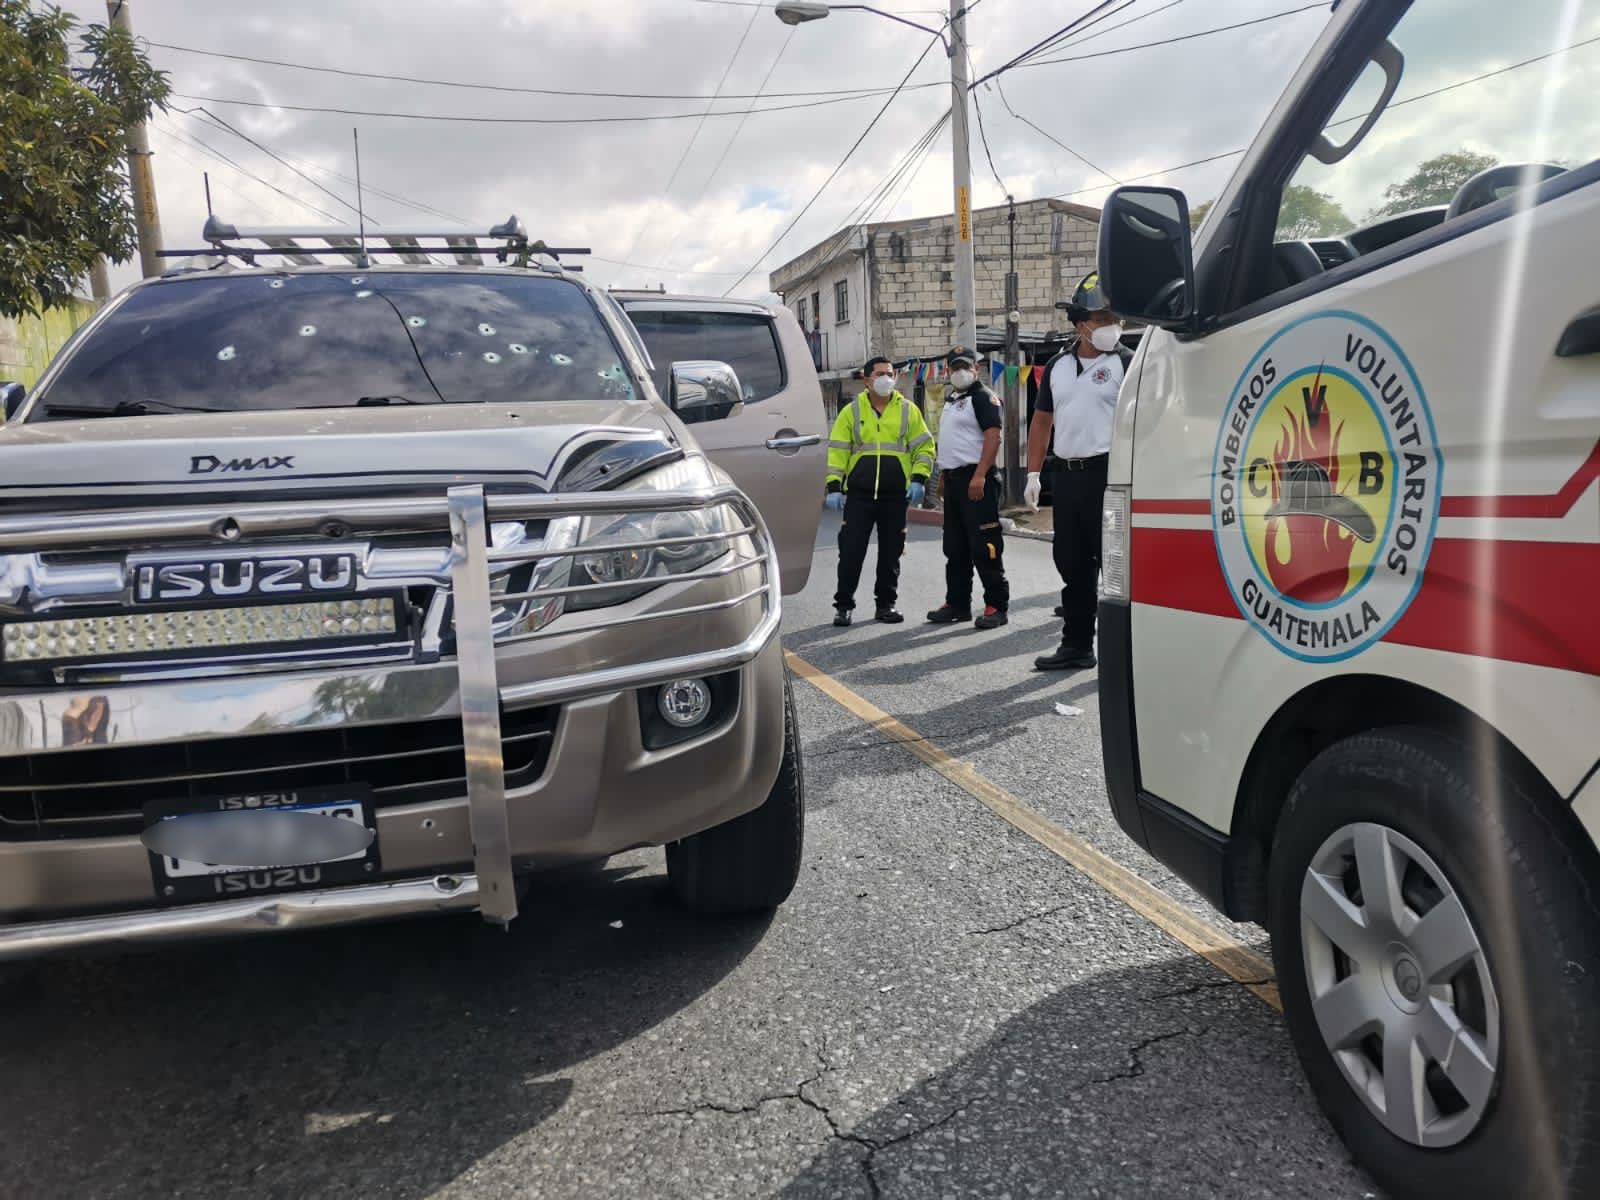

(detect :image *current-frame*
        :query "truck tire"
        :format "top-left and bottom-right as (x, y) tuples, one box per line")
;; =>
(666, 671), (804, 915)
(1267, 727), (1600, 1200)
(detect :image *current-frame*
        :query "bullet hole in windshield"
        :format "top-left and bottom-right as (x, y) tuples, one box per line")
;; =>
(478, 323), (497, 336)
(350, 277), (365, 285)
(300, 325), (317, 337)
(268, 280), (286, 289)
(407, 316), (427, 328)
(217, 346), (237, 361)
(508, 343), (528, 354)
(483, 351), (502, 364)
(550, 353), (573, 366)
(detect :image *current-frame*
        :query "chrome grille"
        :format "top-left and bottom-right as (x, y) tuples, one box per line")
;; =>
(0, 705), (557, 841)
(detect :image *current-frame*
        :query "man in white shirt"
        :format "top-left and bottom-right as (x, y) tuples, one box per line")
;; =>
(926, 346), (1009, 629)
(1023, 272), (1132, 671)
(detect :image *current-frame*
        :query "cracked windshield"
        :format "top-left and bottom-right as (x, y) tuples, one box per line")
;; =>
(0, 1), (1595, 1199)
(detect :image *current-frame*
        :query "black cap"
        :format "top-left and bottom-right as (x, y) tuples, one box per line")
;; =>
(946, 345), (977, 366)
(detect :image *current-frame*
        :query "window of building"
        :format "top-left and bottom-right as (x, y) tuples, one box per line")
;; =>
(798, 298), (808, 329)
(810, 291), (820, 329)
(834, 279), (849, 324)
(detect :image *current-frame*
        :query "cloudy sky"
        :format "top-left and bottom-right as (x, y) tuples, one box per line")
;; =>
(62, 0), (1596, 298)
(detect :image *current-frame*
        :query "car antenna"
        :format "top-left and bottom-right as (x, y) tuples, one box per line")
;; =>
(203, 171), (213, 221)
(352, 127), (371, 269)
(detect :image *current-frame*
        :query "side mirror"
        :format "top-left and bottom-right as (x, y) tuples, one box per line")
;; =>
(668, 360), (744, 425)
(0, 382), (24, 424)
(1097, 186), (1197, 330)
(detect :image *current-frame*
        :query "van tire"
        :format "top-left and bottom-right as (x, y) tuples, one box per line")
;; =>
(1267, 727), (1600, 1200)
(666, 672), (804, 915)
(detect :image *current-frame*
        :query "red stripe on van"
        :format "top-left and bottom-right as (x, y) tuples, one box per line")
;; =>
(1437, 439), (1600, 519)
(1130, 527), (1600, 675)
(1130, 438), (1600, 522)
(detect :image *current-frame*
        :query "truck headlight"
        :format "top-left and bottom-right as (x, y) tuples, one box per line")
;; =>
(568, 506), (736, 611)
(1101, 485), (1131, 604)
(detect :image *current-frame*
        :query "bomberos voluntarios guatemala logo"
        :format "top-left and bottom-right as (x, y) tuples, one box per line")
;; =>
(1211, 311), (1443, 662)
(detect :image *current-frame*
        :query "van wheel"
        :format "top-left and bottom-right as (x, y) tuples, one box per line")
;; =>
(666, 672), (804, 915)
(1268, 728), (1600, 1200)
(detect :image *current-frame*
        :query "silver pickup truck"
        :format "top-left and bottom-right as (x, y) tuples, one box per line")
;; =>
(0, 220), (826, 957)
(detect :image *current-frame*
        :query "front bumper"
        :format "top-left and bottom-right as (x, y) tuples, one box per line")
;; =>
(0, 483), (786, 952)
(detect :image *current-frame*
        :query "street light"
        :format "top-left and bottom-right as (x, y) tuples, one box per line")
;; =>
(774, 1), (978, 359)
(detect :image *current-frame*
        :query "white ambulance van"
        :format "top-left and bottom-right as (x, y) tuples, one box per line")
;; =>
(1092, 2), (1599, 1196)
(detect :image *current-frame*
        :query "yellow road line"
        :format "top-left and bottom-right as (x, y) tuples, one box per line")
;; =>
(785, 650), (1282, 1012)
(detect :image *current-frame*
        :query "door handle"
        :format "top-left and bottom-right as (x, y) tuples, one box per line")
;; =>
(1557, 306), (1600, 357)
(765, 434), (821, 450)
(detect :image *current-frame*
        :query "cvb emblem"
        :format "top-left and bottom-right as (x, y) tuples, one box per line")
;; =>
(133, 555), (357, 603)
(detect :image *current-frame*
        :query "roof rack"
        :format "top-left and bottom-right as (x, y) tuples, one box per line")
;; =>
(156, 215), (591, 272)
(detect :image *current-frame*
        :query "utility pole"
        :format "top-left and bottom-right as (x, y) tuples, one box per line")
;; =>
(948, 0), (977, 353)
(89, 260), (111, 306)
(1003, 196), (1022, 507)
(107, 0), (163, 278)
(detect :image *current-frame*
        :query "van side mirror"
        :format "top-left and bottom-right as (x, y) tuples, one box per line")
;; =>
(668, 360), (744, 425)
(1097, 186), (1197, 330)
(0, 382), (24, 423)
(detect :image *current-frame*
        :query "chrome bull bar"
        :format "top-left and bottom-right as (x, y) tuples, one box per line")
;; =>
(0, 481), (780, 946)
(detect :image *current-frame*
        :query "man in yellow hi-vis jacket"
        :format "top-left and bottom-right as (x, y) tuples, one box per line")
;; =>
(824, 356), (936, 626)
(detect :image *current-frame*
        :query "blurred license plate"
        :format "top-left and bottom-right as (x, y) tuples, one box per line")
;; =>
(143, 785), (378, 902)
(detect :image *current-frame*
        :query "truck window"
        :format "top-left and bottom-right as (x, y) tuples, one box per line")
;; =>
(31, 271), (635, 418)
(627, 310), (786, 406)
(1251, 0), (1597, 303)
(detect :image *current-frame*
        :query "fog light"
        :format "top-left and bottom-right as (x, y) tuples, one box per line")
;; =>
(658, 678), (712, 729)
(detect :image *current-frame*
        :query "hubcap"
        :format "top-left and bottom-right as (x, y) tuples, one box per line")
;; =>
(1299, 822), (1500, 1148)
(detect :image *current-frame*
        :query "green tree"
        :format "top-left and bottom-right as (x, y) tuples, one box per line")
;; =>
(1188, 199), (1214, 231)
(1369, 149), (1499, 219)
(1275, 185), (1351, 239)
(0, 2), (169, 318)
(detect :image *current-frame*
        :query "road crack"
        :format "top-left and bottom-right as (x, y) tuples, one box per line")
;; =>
(964, 902), (1076, 937)
(1081, 1028), (1204, 1087)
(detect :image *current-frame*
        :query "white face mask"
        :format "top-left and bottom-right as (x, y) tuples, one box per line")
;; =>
(1089, 323), (1124, 353)
(870, 374), (896, 398)
(950, 368), (976, 390)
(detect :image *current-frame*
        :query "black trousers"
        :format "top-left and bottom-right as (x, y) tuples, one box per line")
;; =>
(941, 465), (1009, 613)
(835, 492), (909, 611)
(1052, 455), (1108, 648)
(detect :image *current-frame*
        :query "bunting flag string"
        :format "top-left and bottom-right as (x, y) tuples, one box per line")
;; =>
(990, 361), (1004, 387)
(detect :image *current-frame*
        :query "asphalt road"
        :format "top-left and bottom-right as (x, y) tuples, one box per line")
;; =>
(0, 518), (1378, 1199)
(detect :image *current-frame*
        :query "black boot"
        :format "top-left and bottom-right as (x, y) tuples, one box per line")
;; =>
(875, 607), (905, 624)
(1034, 641), (1095, 671)
(834, 608), (853, 627)
(974, 607), (1008, 630)
(926, 604), (972, 624)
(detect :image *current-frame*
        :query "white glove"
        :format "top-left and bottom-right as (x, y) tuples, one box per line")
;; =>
(1023, 471), (1042, 512)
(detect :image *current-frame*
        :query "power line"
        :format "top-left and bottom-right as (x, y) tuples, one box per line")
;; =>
(1045, 30), (1600, 201)
(168, 87), (908, 125)
(974, 0), (1135, 88)
(152, 119), (344, 221)
(625, 0), (763, 271)
(1018, 2), (1328, 72)
(655, 26), (800, 277)
(148, 39), (913, 103)
(721, 32), (946, 296)
(993, 74), (1121, 185)
(179, 106), (366, 219)
(968, 50), (1009, 195)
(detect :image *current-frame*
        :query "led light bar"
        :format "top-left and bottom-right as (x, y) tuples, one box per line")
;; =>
(2, 599), (397, 662)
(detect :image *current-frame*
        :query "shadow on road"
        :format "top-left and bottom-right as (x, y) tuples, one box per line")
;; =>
(776, 951), (1364, 1199)
(0, 861), (771, 1198)
(801, 672), (1101, 811)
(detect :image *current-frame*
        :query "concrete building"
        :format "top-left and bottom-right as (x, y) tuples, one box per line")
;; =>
(769, 197), (1102, 412)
